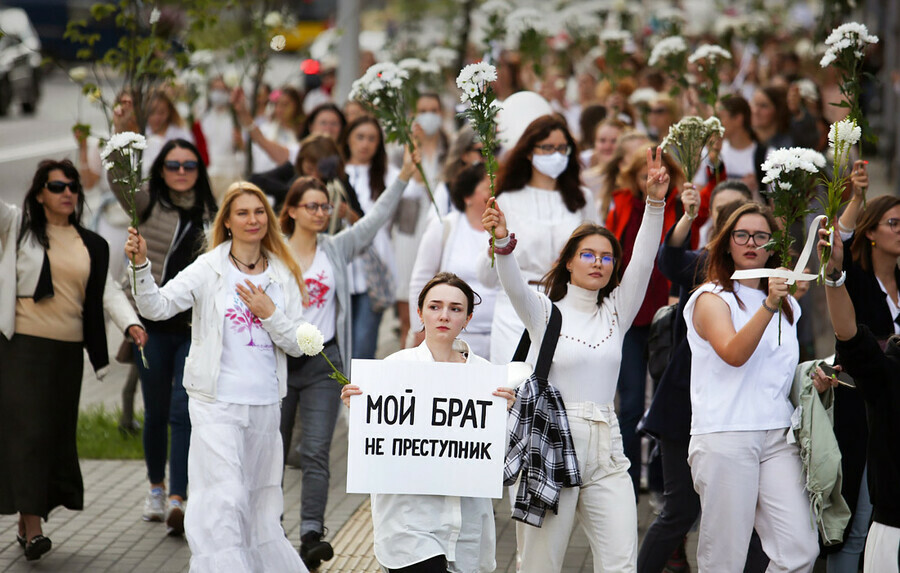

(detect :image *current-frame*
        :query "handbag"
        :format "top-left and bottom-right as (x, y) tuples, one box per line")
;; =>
(360, 246), (395, 313)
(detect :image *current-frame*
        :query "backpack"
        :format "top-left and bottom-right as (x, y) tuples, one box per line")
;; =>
(647, 303), (678, 382)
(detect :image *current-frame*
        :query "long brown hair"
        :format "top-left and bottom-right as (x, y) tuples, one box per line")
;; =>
(340, 116), (387, 199)
(702, 202), (793, 323)
(212, 181), (308, 304)
(279, 176), (328, 237)
(852, 195), (900, 272)
(496, 115), (586, 213)
(540, 224), (624, 305)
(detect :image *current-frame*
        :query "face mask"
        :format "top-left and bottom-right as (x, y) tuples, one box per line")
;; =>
(415, 112), (442, 136)
(531, 152), (569, 179)
(209, 90), (230, 107)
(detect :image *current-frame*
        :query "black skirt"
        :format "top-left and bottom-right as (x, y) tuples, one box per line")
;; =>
(0, 333), (85, 519)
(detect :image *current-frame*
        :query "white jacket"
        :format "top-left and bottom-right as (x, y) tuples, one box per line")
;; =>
(371, 340), (497, 573)
(131, 241), (305, 402)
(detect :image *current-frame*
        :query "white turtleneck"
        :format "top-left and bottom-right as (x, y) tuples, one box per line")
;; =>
(494, 203), (664, 404)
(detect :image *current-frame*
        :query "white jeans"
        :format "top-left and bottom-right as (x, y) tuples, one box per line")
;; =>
(864, 521), (900, 573)
(185, 400), (308, 573)
(688, 429), (819, 573)
(519, 402), (637, 573)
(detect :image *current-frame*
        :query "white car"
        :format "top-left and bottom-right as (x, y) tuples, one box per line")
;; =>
(0, 7), (42, 116)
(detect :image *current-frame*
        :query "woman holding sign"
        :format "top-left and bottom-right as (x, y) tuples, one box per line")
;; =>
(341, 273), (515, 573)
(682, 202), (819, 571)
(481, 147), (668, 572)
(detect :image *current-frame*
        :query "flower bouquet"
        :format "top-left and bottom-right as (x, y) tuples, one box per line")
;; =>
(688, 44), (731, 109)
(349, 62), (441, 218)
(661, 116), (725, 218)
(296, 323), (349, 385)
(479, 0), (512, 52)
(505, 7), (550, 76)
(648, 36), (689, 95)
(820, 22), (878, 136)
(818, 118), (861, 282)
(597, 29), (632, 91)
(760, 147), (826, 342)
(456, 62), (501, 265)
(101, 131), (148, 295)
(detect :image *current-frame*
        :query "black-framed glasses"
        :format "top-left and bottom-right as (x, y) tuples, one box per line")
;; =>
(163, 160), (200, 172)
(301, 202), (334, 215)
(731, 230), (772, 246)
(533, 144), (572, 156)
(878, 218), (900, 233)
(579, 252), (615, 266)
(45, 180), (80, 194)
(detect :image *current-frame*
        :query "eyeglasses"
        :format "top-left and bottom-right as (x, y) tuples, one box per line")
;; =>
(731, 230), (772, 246)
(878, 218), (900, 233)
(578, 252), (615, 266)
(533, 144), (572, 156)
(45, 180), (80, 194)
(163, 160), (200, 172)
(300, 202), (334, 215)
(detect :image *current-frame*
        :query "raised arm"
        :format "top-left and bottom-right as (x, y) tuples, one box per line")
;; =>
(817, 224), (857, 342)
(836, 160), (868, 238)
(483, 198), (551, 340)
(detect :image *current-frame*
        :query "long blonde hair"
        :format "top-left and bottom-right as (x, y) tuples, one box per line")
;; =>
(212, 181), (309, 305)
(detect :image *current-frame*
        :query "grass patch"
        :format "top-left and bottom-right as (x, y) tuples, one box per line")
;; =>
(77, 405), (145, 460)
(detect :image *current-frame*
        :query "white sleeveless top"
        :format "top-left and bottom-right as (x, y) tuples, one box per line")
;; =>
(684, 282), (800, 435)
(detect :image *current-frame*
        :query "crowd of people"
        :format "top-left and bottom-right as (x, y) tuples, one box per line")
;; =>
(1, 7), (899, 573)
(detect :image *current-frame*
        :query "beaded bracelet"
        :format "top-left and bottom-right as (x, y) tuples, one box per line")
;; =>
(761, 299), (778, 314)
(491, 233), (517, 256)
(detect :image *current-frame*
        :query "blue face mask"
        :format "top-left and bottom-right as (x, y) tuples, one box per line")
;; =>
(531, 152), (569, 179)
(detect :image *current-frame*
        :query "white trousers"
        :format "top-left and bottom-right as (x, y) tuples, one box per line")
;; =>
(519, 402), (637, 573)
(185, 400), (308, 573)
(688, 429), (819, 573)
(864, 521), (900, 573)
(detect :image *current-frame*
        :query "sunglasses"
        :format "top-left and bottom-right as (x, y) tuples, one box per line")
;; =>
(300, 202), (334, 215)
(163, 160), (200, 172)
(45, 180), (80, 194)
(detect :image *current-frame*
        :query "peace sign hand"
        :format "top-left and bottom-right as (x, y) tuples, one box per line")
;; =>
(646, 146), (670, 202)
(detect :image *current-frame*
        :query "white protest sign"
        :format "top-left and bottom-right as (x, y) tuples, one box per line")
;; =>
(346, 358), (507, 498)
(731, 215), (825, 284)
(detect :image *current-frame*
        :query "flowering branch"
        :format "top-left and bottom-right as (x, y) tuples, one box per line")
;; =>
(820, 22), (878, 144)
(456, 62), (501, 265)
(817, 119), (861, 282)
(648, 36), (689, 95)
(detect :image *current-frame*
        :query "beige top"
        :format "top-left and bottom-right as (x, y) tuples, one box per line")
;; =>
(16, 224), (90, 342)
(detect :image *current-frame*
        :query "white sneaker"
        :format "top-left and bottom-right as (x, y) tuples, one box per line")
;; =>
(165, 499), (185, 536)
(142, 487), (166, 522)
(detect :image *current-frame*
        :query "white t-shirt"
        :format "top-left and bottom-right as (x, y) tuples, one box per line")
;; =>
(720, 140), (758, 179)
(302, 245), (337, 342)
(217, 263), (283, 405)
(684, 282), (800, 435)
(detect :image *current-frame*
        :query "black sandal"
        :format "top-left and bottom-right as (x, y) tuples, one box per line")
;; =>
(24, 535), (51, 561)
(16, 533), (26, 549)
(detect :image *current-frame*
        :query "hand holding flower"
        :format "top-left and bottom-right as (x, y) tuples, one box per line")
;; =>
(679, 182), (700, 219)
(850, 160), (868, 197)
(399, 146), (422, 182)
(296, 323), (350, 385)
(817, 222), (845, 276)
(128, 325), (148, 348)
(125, 227), (148, 266)
(482, 198), (508, 240)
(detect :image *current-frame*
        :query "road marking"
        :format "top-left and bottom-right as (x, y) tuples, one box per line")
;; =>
(0, 137), (76, 163)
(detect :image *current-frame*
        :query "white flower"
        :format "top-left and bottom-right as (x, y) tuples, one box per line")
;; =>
(828, 119), (862, 150)
(223, 70), (241, 89)
(270, 35), (286, 52)
(87, 88), (102, 104)
(480, 0), (513, 20)
(703, 116), (725, 137)
(794, 79), (819, 102)
(295, 323), (325, 356)
(68, 66), (88, 82)
(688, 44), (732, 64)
(399, 58), (440, 76)
(761, 147), (826, 184)
(559, 5), (602, 37)
(100, 132), (148, 161)
(819, 22), (878, 69)
(505, 7), (551, 39)
(263, 11), (283, 29)
(149, 8), (160, 25)
(628, 88), (659, 106)
(428, 46), (457, 69)
(648, 36), (687, 67)
(189, 50), (215, 67)
(599, 28), (631, 44)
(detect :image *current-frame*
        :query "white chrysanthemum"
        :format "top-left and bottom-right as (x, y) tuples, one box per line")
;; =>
(828, 119), (862, 150)
(68, 67), (88, 82)
(628, 88), (659, 106)
(505, 7), (551, 38)
(795, 79), (819, 102)
(399, 58), (441, 76)
(480, 0), (513, 19)
(428, 46), (457, 68)
(559, 5), (602, 37)
(270, 35), (286, 52)
(263, 11), (283, 28)
(149, 8), (160, 25)
(688, 44), (732, 64)
(101, 132), (148, 161)
(761, 147), (826, 185)
(819, 22), (878, 69)
(648, 36), (687, 67)
(295, 323), (325, 356)
(223, 70), (241, 89)
(599, 28), (631, 44)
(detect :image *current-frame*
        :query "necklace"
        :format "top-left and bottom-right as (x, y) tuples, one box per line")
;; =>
(230, 250), (264, 270)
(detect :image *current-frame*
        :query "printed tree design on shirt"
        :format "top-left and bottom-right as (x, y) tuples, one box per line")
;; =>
(225, 297), (265, 347)
(306, 271), (330, 309)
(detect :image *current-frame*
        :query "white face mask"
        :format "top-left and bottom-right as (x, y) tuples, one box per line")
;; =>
(415, 112), (442, 136)
(531, 152), (569, 179)
(209, 90), (230, 107)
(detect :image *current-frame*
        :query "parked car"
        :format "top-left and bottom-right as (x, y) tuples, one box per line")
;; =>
(0, 7), (42, 116)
